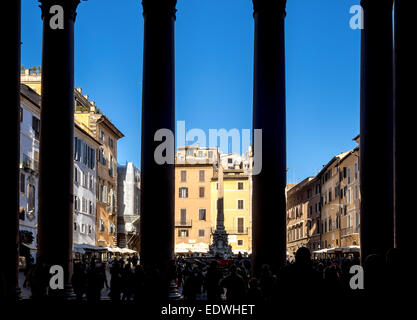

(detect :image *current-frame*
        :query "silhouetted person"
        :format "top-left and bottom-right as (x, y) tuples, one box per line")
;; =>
(259, 264), (276, 301)
(110, 262), (122, 302)
(121, 264), (133, 301)
(280, 247), (322, 296)
(71, 263), (87, 301)
(183, 267), (202, 301)
(220, 265), (246, 301)
(29, 256), (49, 299)
(323, 264), (343, 294)
(385, 248), (403, 295)
(205, 261), (222, 301)
(247, 277), (263, 303)
(86, 260), (104, 302)
(133, 265), (146, 302)
(364, 254), (386, 295)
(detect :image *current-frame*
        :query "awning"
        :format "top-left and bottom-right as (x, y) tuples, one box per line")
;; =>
(313, 248), (329, 254)
(120, 248), (137, 254)
(74, 243), (107, 252)
(22, 243), (37, 251)
(175, 242), (209, 253)
(341, 245), (360, 253)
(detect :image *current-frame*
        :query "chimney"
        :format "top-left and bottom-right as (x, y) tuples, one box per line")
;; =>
(90, 101), (96, 114)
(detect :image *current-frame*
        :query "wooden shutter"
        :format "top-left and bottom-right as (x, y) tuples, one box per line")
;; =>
(237, 218), (244, 233)
(180, 209), (186, 225)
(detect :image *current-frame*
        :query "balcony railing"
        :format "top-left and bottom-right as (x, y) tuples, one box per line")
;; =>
(227, 228), (249, 235)
(341, 225), (360, 237)
(21, 154), (39, 172)
(175, 220), (192, 227)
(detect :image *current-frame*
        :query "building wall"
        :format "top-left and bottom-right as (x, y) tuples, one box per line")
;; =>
(286, 178), (313, 257)
(73, 127), (99, 246)
(19, 88), (41, 256)
(320, 160), (343, 249)
(211, 174), (251, 254)
(175, 164), (213, 250)
(339, 150), (361, 247)
(117, 162), (140, 250)
(74, 92), (124, 248)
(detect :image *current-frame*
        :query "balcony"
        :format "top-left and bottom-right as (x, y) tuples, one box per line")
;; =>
(175, 220), (192, 228)
(227, 228), (249, 235)
(21, 154), (39, 173)
(341, 225), (360, 237)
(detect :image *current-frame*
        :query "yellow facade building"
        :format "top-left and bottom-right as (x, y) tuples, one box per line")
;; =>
(211, 169), (251, 254)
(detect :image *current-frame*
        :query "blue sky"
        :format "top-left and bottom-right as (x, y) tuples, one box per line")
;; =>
(21, 0), (361, 184)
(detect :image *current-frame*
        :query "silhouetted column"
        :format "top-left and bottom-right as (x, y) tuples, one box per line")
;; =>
(140, 0), (176, 277)
(252, 0), (287, 275)
(394, 1), (414, 251)
(360, 0), (394, 262)
(37, 0), (80, 294)
(1, 0), (20, 300)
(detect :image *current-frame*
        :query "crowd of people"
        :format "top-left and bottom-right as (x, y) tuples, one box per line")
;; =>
(19, 247), (404, 302)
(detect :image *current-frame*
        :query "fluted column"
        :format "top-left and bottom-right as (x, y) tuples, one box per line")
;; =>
(360, 0), (394, 262)
(37, 0), (80, 293)
(394, 0), (413, 251)
(140, 0), (176, 278)
(1, 0), (20, 300)
(252, 0), (287, 275)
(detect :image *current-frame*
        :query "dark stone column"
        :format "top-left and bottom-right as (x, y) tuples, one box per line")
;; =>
(1, 0), (20, 300)
(252, 0), (287, 275)
(360, 0), (394, 262)
(140, 0), (176, 281)
(394, 0), (413, 251)
(37, 0), (80, 294)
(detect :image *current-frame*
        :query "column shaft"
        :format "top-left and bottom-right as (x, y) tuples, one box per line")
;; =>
(360, 0), (394, 261)
(140, 0), (176, 274)
(394, 0), (414, 251)
(1, 0), (20, 299)
(252, 0), (287, 275)
(37, 0), (80, 289)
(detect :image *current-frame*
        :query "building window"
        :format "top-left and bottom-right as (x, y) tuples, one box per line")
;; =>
(99, 219), (105, 232)
(199, 187), (205, 198)
(88, 225), (92, 235)
(109, 223), (115, 234)
(180, 209), (187, 225)
(27, 184), (35, 213)
(74, 167), (80, 184)
(82, 197), (87, 213)
(89, 201), (93, 215)
(198, 229), (205, 237)
(20, 107), (23, 122)
(237, 217), (244, 233)
(347, 168), (351, 184)
(199, 170), (205, 182)
(109, 137), (114, 149)
(354, 163), (358, 180)
(32, 116), (40, 140)
(238, 182), (244, 190)
(237, 240), (243, 246)
(99, 129), (105, 141)
(178, 229), (188, 237)
(180, 170), (186, 182)
(199, 209), (206, 221)
(89, 174), (94, 190)
(74, 223), (77, 231)
(81, 224), (86, 234)
(20, 173), (25, 193)
(179, 187), (188, 198)
(347, 188), (351, 204)
(208, 151), (213, 158)
(237, 200), (244, 210)
(355, 185), (359, 200)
